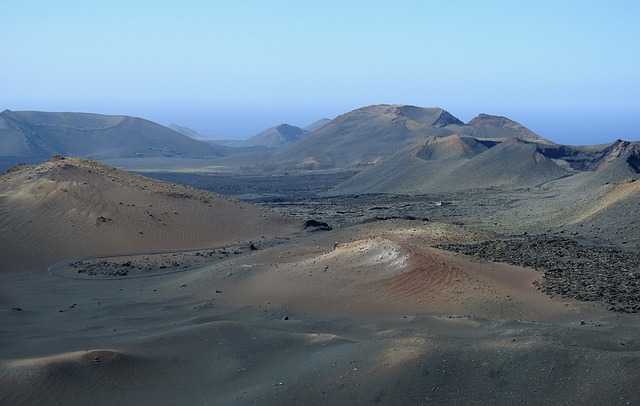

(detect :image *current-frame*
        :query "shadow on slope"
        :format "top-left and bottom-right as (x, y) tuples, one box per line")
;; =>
(329, 136), (570, 195)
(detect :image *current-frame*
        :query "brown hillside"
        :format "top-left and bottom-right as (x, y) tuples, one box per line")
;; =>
(265, 105), (464, 170)
(0, 110), (229, 168)
(329, 136), (570, 195)
(465, 113), (551, 143)
(0, 157), (299, 272)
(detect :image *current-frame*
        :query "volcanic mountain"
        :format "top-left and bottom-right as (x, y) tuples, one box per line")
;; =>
(535, 140), (640, 238)
(0, 156), (299, 272)
(222, 124), (310, 149)
(462, 113), (551, 143)
(0, 110), (229, 170)
(261, 104), (549, 170)
(166, 123), (210, 140)
(329, 135), (639, 195)
(303, 118), (332, 133)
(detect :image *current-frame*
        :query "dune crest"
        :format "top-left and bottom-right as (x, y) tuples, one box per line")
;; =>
(0, 156), (299, 272)
(1, 350), (144, 405)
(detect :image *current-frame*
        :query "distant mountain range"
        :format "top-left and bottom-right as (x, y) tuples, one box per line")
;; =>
(1, 104), (638, 250)
(166, 123), (220, 141)
(2, 105), (637, 185)
(261, 104), (552, 170)
(219, 124), (310, 149)
(0, 110), (230, 169)
(303, 118), (332, 133)
(214, 118), (332, 150)
(464, 113), (545, 142)
(328, 136), (639, 195)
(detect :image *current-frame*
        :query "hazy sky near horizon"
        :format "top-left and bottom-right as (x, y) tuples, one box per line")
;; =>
(2, 1), (639, 144)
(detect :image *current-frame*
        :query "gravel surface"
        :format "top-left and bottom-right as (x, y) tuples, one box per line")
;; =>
(437, 237), (640, 312)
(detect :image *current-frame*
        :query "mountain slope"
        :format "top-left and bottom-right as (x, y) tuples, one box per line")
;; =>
(0, 156), (299, 271)
(537, 140), (640, 240)
(327, 135), (492, 194)
(166, 123), (207, 140)
(450, 137), (570, 188)
(216, 124), (310, 150)
(265, 104), (465, 170)
(0, 110), (229, 168)
(463, 113), (551, 143)
(329, 136), (569, 195)
(328, 134), (640, 246)
(242, 124), (310, 148)
(538, 139), (640, 173)
(303, 118), (332, 133)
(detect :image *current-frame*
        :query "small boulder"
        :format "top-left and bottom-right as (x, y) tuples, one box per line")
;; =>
(304, 219), (332, 231)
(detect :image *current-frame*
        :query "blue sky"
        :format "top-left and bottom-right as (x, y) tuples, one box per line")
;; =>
(2, 1), (638, 144)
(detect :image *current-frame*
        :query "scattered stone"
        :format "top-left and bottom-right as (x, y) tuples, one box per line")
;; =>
(304, 219), (332, 231)
(437, 236), (640, 312)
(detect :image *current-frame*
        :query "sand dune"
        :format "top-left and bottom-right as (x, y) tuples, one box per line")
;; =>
(179, 222), (602, 323)
(0, 157), (299, 272)
(1, 350), (145, 405)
